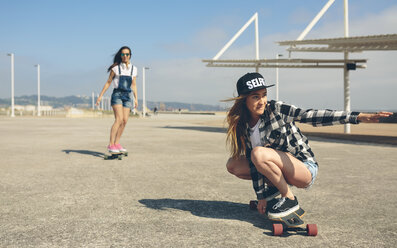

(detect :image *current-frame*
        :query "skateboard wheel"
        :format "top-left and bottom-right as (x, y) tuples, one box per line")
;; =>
(249, 200), (257, 210)
(273, 223), (283, 236)
(306, 224), (318, 236)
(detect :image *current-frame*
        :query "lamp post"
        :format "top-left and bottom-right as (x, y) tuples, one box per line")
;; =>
(7, 53), (15, 117)
(276, 54), (283, 101)
(97, 93), (99, 110)
(92, 92), (95, 110)
(142, 67), (149, 117)
(35, 64), (41, 116)
(343, 0), (351, 134)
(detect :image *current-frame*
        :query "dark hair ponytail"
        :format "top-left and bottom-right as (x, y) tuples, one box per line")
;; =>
(107, 46), (132, 72)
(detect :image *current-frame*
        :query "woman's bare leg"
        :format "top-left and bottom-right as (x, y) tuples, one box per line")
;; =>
(114, 107), (130, 145)
(110, 104), (124, 145)
(226, 156), (251, 180)
(250, 147), (312, 199)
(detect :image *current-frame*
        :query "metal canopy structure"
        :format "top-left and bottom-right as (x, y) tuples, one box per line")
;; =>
(279, 34), (397, 53)
(202, 0), (397, 133)
(203, 58), (367, 69)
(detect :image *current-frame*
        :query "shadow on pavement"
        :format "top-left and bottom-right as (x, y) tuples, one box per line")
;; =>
(163, 125), (396, 146)
(162, 126), (226, 133)
(62, 149), (105, 158)
(139, 198), (274, 235)
(304, 132), (397, 146)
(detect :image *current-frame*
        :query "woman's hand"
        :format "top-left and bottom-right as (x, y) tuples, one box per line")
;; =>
(134, 99), (138, 109)
(257, 199), (268, 215)
(95, 96), (102, 106)
(357, 112), (393, 123)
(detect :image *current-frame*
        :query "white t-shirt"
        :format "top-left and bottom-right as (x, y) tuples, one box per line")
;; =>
(111, 63), (138, 89)
(249, 119), (263, 148)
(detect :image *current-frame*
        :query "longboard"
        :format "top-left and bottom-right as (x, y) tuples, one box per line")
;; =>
(249, 200), (318, 236)
(104, 151), (128, 160)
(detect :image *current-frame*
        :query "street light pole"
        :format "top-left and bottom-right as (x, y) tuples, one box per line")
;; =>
(35, 64), (41, 116)
(276, 54), (283, 101)
(343, 0), (351, 134)
(142, 67), (149, 118)
(7, 53), (15, 117)
(92, 92), (95, 110)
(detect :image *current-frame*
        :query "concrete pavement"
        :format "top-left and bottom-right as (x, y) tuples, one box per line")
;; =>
(0, 114), (396, 247)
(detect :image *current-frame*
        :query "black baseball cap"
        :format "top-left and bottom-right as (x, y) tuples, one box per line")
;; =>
(236, 72), (274, 96)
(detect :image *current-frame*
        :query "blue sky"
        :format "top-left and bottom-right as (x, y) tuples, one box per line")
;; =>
(1, 0), (396, 110)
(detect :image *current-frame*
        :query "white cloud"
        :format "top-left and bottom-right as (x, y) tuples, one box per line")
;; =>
(193, 27), (230, 52)
(304, 5), (397, 39)
(141, 57), (245, 105)
(350, 6), (397, 36)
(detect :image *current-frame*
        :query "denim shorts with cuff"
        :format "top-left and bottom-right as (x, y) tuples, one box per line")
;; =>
(303, 160), (318, 189)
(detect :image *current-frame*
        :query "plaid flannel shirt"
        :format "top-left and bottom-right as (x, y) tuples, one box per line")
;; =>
(245, 100), (360, 200)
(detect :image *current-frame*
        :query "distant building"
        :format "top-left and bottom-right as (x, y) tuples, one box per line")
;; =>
(14, 105), (25, 111)
(23, 105), (53, 111)
(40, 106), (53, 111)
(25, 105), (36, 111)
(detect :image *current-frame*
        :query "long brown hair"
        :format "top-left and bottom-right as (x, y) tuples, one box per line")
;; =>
(107, 46), (132, 72)
(224, 95), (250, 159)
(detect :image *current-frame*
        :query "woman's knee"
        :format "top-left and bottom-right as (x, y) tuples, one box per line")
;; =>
(251, 147), (273, 165)
(226, 158), (237, 175)
(226, 157), (250, 178)
(113, 117), (123, 126)
(122, 118), (128, 126)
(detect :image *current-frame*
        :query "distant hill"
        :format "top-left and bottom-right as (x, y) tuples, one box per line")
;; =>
(0, 95), (91, 109)
(0, 95), (226, 112)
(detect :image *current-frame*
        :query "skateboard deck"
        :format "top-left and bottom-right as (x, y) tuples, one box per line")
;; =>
(249, 200), (318, 236)
(104, 151), (128, 160)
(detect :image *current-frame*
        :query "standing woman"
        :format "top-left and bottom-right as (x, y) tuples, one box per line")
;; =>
(96, 46), (138, 154)
(225, 72), (392, 218)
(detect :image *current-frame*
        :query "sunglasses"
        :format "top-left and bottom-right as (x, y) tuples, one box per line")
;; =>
(121, 53), (130, 57)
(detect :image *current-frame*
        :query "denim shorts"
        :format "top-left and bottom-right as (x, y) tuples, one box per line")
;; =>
(303, 160), (318, 189)
(111, 90), (133, 108)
